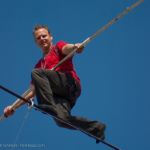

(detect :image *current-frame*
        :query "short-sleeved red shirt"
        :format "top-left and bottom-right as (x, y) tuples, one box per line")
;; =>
(34, 41), (81, 85)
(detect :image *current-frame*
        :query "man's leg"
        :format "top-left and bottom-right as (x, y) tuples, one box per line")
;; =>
(52, 96), (106, 140)
(31, 68), (75, 115)
(31, 69), (105, 140)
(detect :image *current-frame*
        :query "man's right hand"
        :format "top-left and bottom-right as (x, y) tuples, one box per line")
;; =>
(4, 106), (15, 117)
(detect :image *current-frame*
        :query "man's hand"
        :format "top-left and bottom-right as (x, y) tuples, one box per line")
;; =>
(74, 43), (84, 53)
(4, 106), (15, 117)
(62, 43), (84, 55)
(2, 87), (35, 118)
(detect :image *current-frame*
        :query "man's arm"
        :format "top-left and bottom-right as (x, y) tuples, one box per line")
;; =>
(62, 43), (84, 55)
(3, 84), (35, 117)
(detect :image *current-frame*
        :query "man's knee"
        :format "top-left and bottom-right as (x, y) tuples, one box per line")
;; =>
(31, 68), (42, 79)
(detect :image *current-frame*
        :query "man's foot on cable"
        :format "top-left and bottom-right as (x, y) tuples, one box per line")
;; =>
(96, 134), (105, 144)
(95, 124), (106, 144)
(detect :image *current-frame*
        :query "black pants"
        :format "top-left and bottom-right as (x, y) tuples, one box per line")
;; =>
(31, 69), (105, 137)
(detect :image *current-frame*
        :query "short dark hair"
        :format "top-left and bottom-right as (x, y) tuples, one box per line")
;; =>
(33, 25), (51, 35)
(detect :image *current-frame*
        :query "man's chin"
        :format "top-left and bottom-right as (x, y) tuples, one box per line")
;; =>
(40, 45), (48, 49)
(41, 47), (49, 54)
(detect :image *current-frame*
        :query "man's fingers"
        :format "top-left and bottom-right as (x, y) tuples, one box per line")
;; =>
(74, 43), (84, 53)
(4, 106), (15, 117)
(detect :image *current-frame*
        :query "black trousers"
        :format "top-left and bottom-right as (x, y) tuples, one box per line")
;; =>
(31, 69), (105, 137)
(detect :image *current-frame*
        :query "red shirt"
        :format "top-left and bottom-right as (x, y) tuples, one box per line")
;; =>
(34, 41), (81, 85)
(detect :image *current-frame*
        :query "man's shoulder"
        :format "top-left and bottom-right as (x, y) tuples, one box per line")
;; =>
(55, 40), (68, 49)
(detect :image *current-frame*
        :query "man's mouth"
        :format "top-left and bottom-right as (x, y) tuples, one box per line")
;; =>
(41, 42), (47, 46)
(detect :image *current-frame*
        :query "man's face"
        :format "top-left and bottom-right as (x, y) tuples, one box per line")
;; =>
(34, 28), (53, 53)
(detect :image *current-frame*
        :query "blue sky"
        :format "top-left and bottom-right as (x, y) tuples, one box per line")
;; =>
(0, 0), (149, 150)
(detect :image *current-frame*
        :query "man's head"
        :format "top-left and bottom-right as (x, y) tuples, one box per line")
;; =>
(33, 25), (53, 54)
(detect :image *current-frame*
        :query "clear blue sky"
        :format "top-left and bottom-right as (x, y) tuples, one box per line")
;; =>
(0, 0), (149, 150)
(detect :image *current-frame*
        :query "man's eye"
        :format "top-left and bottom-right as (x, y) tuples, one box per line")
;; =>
(36, 35), (46, 40)
(42, 35), (46, 38)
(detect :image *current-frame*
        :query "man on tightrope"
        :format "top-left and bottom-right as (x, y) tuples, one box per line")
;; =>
(3, 25), (106, 142)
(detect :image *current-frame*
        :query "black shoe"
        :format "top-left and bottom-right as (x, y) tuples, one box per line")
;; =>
(96, 134), (105, 144)
(95, 124), (106, 144)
